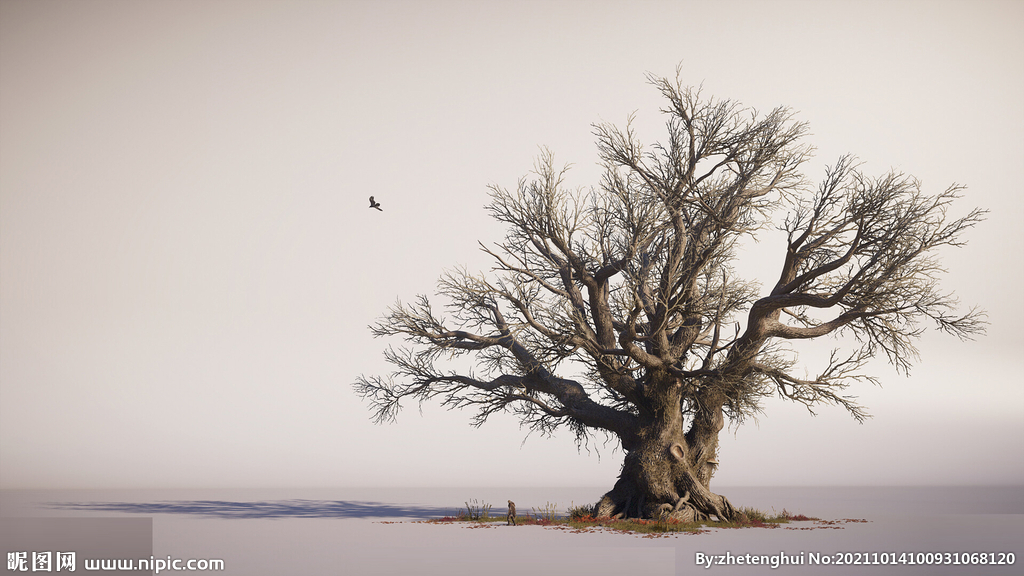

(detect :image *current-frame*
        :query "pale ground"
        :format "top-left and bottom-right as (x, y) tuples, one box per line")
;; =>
(3, 487), (1022, 575)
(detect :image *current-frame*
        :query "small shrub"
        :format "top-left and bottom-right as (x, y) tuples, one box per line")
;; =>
(464, 499), (492, 521)
(738, 506), (768, 522)
(532, 501), (560, 522)
(778, 509), (816, 521)
(568, 502), (596, 520)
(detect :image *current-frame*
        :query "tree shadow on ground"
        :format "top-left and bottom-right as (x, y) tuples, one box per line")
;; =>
(48, 499), (452, 519)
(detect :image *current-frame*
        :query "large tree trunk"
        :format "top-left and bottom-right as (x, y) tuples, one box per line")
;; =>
(594, 399), (739, 522)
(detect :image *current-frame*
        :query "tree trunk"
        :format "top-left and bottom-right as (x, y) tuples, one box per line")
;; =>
(594, 400), (739, 522)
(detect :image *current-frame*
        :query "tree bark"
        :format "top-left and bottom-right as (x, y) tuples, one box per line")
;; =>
(594, 387), (739, 522)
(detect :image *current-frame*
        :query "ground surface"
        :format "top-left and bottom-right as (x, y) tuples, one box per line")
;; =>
(2, 487), (1021, 575)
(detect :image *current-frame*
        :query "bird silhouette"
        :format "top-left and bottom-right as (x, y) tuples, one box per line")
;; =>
(368, 196), (382, 211)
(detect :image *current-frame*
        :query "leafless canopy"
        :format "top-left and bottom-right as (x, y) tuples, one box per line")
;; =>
(355, 73), (985, 451)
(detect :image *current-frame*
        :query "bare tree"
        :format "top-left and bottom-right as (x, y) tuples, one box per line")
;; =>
(355, 73), (985, 521)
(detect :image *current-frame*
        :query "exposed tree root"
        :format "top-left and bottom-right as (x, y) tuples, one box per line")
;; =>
(596, 479), (737, 522)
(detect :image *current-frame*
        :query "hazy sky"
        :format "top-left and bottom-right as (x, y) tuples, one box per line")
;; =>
(2, 0), (1021, 489)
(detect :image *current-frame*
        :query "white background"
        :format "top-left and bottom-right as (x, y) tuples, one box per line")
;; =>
(2, 0), (1021, 489)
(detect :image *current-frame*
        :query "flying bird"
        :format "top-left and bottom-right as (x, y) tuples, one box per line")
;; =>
(368, 196), (382, 211)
